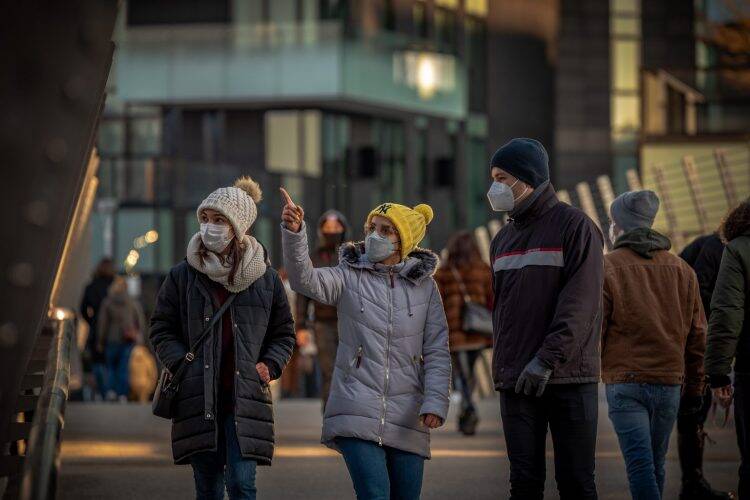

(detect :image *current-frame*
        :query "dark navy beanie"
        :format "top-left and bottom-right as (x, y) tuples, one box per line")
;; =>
(490, 138), (550, 188)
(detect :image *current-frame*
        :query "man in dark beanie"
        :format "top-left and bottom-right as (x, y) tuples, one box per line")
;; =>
(603, 190), (707, 499)
(488, 138), (604, 499)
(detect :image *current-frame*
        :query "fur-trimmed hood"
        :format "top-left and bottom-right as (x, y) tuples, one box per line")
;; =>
(339, 241), (439, 284)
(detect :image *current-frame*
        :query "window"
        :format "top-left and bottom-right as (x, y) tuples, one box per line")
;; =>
(265, 110), (322, 177)
(612, 40), (640, 92)
(412, 2), (428, 38)
(435, 7), (457, 52)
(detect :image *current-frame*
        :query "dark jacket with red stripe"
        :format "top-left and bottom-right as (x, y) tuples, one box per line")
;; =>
(489, 182), (604, 390)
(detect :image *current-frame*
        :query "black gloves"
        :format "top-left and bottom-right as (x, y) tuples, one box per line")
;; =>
(515, 357), (553, 397)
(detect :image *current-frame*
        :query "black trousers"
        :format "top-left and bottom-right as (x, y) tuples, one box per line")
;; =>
(499, 383), (598, 500)
(736, 373), (750, 500)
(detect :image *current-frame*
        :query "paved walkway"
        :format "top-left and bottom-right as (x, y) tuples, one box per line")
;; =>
(59, 388), (740, 499)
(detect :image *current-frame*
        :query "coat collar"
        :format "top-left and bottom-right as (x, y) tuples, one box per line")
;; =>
(339, 241), (439, 284)
(509, 181), (559, 228)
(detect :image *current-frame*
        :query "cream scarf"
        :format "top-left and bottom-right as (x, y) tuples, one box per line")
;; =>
(186, 233), (267, 293)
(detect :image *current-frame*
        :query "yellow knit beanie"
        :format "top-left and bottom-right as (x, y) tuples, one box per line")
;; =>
(367, 202), (434, 260)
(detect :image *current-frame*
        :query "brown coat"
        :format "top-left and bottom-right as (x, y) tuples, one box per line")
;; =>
(602, 243), (707, 396)
(434, 263), (493, 352)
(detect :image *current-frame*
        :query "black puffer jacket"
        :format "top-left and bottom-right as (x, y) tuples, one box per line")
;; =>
(489, 183), (605, 390)
(150, 260), (295, 465)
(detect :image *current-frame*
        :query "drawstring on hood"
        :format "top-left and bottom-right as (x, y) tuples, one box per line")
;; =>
(403, 286), (413, 317)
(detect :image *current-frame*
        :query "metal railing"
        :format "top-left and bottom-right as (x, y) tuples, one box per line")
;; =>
(2, 311), (75, 500)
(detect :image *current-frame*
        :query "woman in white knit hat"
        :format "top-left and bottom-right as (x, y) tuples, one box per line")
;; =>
(150, 177), (295, 500)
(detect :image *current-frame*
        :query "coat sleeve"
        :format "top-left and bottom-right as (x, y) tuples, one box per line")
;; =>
(535, 215), (605, 370)
(149, 268), (188, 372)
(281, 222), (345, 306)
(259, 272), (296, 380)
(706, 245), (746, 385)
(684, 272), (707, 396)
(694, 238), (724, 319)
(419, 280), (452, 421)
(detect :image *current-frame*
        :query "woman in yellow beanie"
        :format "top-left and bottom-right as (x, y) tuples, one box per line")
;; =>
(280, 190), (451, 500)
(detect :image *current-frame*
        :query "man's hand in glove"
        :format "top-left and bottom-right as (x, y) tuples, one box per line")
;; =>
(515, 357), (553, 397)
(678, 395), (704, 416)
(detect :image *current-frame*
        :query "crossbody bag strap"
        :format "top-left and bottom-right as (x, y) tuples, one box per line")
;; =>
(169, 292), (237, 386)
(449, 266), (473, 304)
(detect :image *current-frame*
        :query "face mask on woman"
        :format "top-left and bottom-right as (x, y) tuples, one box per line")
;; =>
(487, 179), (527, 212)
(365, 232), (395, 263)
(200, 223), (233, 253)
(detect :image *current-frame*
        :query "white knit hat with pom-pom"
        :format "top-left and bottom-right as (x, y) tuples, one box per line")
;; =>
(197, 176), (263, 237)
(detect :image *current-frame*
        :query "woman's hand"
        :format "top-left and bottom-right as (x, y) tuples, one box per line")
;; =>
(256, 362), (271, 385)
(420, 413), (444, 429)
(280, 188), (304, 233)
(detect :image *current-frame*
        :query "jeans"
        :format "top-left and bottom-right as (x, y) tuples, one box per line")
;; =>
(606, 383), (681, 500)
(336, 437), (424, 500)
(190, 413), (257, 500)
(736, 373), (750, 500)
(499, 383), (598, 500)
(104, 342), (133, 397)
(92, 362), (108, 400)
(452, 350), (482, 413)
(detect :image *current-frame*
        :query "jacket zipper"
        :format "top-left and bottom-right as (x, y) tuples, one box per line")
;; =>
(355, 345), (363, 368)
(230, 307), (239, 428)
(378, 271), (394, 446)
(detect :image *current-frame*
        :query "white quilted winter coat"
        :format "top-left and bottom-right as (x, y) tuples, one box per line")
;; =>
(282, 223), (451, 458)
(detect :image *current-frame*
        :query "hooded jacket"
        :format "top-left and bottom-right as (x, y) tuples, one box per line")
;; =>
(706, 229), (750, 386)
(489, 182), (604, 390)
(603, 228), (706, 396)
(282, 222), (451, 458)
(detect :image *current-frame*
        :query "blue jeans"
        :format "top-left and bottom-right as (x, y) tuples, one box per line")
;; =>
(606, 383), (681, 500)
(104, 343), (133, 397)
(190, 413), (257, 500)
(336, 437), (424, 500)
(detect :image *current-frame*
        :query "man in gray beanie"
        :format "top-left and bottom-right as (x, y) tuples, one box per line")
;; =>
(602, 190), (707, 499)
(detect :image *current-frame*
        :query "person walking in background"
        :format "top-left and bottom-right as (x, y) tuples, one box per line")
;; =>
(150, 177), (296, 500)
(434, 230), (493, 436)
(706, 199), (750, 500)
(97, 275), (146, 402)
(488, 138), (604, 499)
(295, 209), (349, 409)
(679, 231), (732, 500)
(79, 257), (115, 400)
(603, 190), (707, 500)
(281, 190), (451, 500)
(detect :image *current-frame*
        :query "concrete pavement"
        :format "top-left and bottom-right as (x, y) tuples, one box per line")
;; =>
(59, 387), (740, 499)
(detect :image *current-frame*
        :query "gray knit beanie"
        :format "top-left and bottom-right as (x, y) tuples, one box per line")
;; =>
(610, 190), (660, 232)
(197, 177), (263, 237)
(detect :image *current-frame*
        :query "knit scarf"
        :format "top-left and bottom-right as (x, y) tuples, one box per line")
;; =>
(186, 233), (267, 293)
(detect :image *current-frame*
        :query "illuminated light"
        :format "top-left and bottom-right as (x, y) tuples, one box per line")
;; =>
(144, 230), (159, 244)
(416, 56), (437, 99)
(61, 441), (165, 460)
(133, 236), (146, 249)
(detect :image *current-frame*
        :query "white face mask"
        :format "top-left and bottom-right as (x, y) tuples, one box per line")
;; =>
(200, 223), (233, 253)
(487, 179), (527, 212)
(365, 232), (396, 263)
